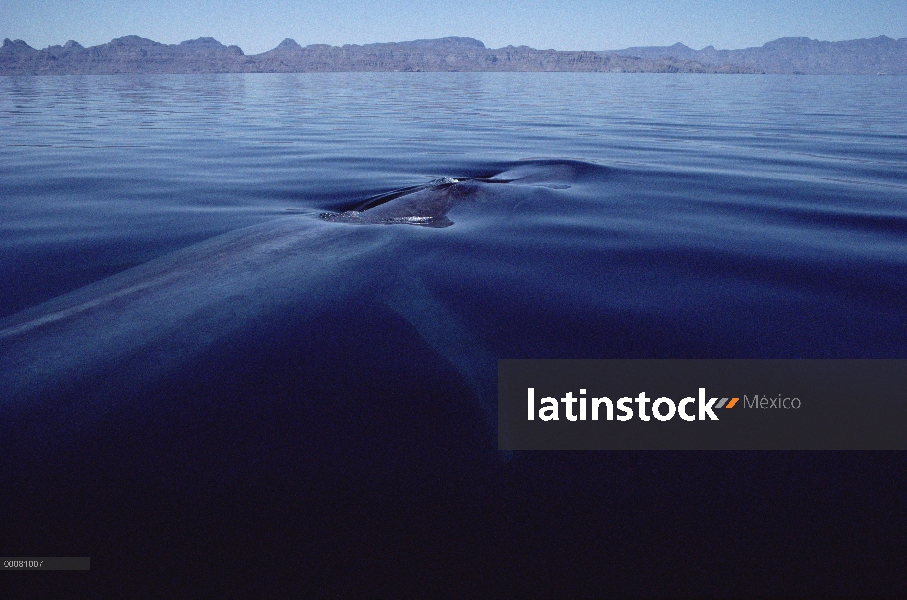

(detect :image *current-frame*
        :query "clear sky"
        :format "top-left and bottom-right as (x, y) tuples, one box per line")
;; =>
(2, 0), (905, 54)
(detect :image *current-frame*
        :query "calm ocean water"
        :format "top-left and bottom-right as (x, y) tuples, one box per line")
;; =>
(1, 73), (906, 595)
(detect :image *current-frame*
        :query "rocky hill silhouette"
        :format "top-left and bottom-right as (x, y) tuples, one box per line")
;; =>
(0, 36), (756, 75)
(609, 36), (907, 74)
(4, 35), (903, 75)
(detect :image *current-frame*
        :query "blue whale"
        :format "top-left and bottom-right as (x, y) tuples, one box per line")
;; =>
(0, 161), (591, 430)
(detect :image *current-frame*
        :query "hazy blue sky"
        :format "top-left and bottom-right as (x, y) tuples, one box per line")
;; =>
(2, 0), (905, 54)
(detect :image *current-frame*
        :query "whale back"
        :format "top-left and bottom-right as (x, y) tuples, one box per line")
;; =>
(316, 161), (591, 228)
(319, 178), (484, 228)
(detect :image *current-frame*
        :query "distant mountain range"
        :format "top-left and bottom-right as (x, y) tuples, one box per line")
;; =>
(1, 35), (904, 75)
(0, 36), (754, 75)
(609, 36), (907, 74)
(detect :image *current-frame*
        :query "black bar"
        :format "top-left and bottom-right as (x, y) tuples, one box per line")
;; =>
(1, 558), (90, 570)
(498, 359), (907, 450)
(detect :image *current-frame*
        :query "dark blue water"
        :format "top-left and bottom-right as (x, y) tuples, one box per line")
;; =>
(1, 73), (906, 596)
